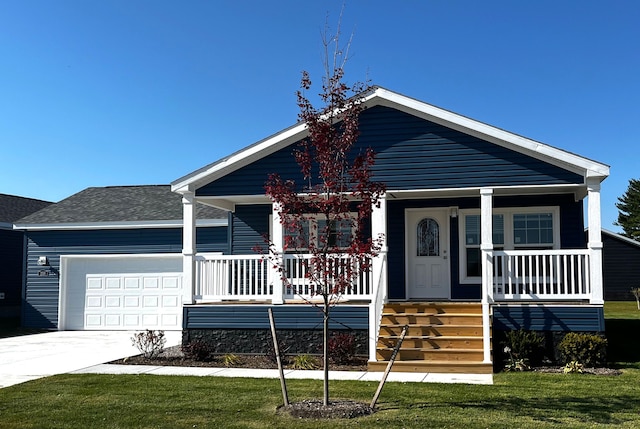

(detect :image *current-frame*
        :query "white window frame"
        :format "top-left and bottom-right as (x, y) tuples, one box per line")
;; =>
(458, 206), (561, 284)
(269, 213), (358, 253)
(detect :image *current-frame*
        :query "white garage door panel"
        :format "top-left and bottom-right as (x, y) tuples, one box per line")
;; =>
(84, 273), (183, 330)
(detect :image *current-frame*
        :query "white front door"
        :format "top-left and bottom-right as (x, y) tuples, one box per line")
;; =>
(406, 209), (450, 299)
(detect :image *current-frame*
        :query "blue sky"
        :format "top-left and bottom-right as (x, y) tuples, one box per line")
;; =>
(1, 1), (637, 231)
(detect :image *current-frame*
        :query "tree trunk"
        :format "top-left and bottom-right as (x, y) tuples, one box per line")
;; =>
(323, 295), (330, 406)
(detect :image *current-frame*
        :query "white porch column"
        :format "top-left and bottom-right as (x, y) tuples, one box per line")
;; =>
(182, 191), (196, 304)
(587, 178), (605, 305)
(369, 195), (388, 362)
(480, 187), (493, 364)
(271, 202), (285, 304)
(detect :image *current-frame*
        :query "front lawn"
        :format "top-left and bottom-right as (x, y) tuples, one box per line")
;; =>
(1, 302), (638, 428)
(0, 370), (639, 429)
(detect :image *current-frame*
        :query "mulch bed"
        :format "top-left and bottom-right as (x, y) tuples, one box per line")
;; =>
(112, 346), (369, 371)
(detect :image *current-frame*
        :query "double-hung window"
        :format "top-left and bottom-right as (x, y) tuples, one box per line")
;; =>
(459, 207), (559, 283)
(283, 215), (355, 252)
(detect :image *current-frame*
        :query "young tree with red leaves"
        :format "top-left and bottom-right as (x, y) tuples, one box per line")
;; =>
(263, 48), (385, 404)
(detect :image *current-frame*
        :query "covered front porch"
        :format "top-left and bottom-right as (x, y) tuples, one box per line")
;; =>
(179, 182), (606, 370)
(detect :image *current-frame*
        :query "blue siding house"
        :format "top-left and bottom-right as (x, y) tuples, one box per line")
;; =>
(0, 194), (52, 322)
(171, 87), (610, 374)
(14, 185), (228, 330)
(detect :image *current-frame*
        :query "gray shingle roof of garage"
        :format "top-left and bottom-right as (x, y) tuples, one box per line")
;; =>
(0, 193), (53, 223)
(15, 185), (226, 224)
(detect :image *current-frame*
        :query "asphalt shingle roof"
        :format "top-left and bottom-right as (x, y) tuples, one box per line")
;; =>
(15, 185), (226, 225)
(0, 194), (53, 223)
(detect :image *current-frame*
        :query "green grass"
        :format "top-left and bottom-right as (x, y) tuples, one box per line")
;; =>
(604, 301), (640, 369)
(1, 370), (640, 429)
(1, 303), (639, 428)
(604, 301), (640, 319)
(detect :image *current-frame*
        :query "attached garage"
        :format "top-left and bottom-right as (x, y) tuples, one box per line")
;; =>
(14, 185), (229, 330)
(59, 254), (186, 330)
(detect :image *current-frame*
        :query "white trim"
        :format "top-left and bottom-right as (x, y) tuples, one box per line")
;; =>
(459, 206), (561, 284)
(13, 219), (227, 231)
(371, 88), (610, 179)
(601, 228), (640, 248)
(171, 87), (609, 194)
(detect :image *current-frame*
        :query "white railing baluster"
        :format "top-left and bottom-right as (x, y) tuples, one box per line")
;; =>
(193, 253), (373, 303)
(492, 249), (591, 301)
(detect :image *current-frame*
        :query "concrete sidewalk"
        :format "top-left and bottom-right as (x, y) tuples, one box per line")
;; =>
(1, 331), (493, 388)
(0, 331), (181, 388)
(74, 363), (493, 384)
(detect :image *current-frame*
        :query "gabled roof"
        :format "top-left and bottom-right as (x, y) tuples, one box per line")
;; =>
(171, 86), (610, 194)
(14, 185), (227, 230)
(0, 193), (52, 225)
(601, 228), (640, 249)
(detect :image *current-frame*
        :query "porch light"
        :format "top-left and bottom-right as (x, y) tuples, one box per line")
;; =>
(450, 207), (458, 218)
(37, 256), (49, 266)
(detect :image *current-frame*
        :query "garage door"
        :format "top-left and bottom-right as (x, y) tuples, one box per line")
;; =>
(84, 273), (183, 330)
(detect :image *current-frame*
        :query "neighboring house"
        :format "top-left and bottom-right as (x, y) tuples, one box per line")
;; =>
(599, 229), (640, 301)
(0, 193), (52, 321)
(171, 87), (610, 374)
(14, 185), (228, 330)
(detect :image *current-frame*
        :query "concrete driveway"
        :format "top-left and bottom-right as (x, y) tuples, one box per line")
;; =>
(0, 330), (181, 388)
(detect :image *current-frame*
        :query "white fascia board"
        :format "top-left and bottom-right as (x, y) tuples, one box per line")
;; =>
(13, 218), (228, 231)
(386, 183), (585, 200)
(371, 88), (610, 180)
(601, 228), (640, 248)
(171, 122), (308, 193)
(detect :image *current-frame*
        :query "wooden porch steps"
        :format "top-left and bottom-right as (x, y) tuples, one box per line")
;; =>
(369, 302), (492, 374)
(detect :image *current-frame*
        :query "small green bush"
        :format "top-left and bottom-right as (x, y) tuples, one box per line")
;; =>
(131, 330), (166, 359)
(292, 354), (318, 370)
(558, 332), (607, 367)
(328, 332), (356, 364)
(502, 329), (545, 367)
(222, 353), (240, 367)
(182, 339), (213, 361)
(563, 360), (584, 374)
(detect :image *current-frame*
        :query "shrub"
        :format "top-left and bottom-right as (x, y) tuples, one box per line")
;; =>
(222, 353), (240, 367)
(131, 330), (166, 359)
(182, 339), (213, 361)
(558, 332), (607, 367)
(502, 329), (545, 368)
(292, 354), (318, 370)
(563, 360), (584, 374)
(328, 332), (356, 364)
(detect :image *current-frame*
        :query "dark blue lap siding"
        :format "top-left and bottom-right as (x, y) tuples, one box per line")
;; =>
(198, 105), (583, 197)
(184, 304), (369, 330)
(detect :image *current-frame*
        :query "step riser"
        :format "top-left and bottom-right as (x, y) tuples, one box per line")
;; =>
(377, 338), (484, 349)
(381, 315), (483, 325)
(379, 326), (483, 337)
(376, 349), (485, 361)
(367, 361), (493, 374)
(385, 304), (483, 315)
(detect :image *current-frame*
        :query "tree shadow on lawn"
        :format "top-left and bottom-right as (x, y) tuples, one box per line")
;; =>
(401, 394), (635, 426)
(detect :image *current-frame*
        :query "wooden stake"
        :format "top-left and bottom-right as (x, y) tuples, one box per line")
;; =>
(370, 324), (408, 409)
(268, 308), (289, 406)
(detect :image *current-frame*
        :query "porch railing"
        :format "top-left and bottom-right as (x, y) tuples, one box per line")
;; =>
(491, 249), (591, 301)
(195, 254), (272, 301)
(194, 253), (373, 302)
